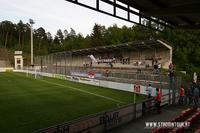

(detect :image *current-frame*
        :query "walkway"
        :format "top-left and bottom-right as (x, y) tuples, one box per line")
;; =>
(110, 105), (191, 133)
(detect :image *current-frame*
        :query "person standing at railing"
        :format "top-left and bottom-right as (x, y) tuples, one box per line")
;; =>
(158, 62), (161, 74)
(179, 85), (185, 105)
(188, 82), (195, 105)
(155, 88), (162, 114)
(147, 84), (152, 98)
(193, 84), (199, 107)
(104, 69), (109, 77)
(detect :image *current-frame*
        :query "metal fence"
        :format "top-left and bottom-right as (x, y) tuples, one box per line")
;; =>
(34, 52), (182, 93)
(34, 51), (158, 75)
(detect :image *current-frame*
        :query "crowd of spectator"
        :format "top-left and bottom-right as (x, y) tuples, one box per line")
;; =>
(179, 81), (200, 107)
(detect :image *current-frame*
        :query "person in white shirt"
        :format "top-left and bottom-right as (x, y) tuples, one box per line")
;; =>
(147, 84), (152, 98)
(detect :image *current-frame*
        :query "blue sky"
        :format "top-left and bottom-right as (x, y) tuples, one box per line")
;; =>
(0, 0), (137, 36)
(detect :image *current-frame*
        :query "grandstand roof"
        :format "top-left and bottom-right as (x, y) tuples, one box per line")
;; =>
(66, 0), (200, 30)
(116, 0), (200, 29)
(72, 39), (171, 55)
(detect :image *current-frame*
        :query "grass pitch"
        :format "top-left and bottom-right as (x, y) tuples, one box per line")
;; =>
(0, 72), (146, 133)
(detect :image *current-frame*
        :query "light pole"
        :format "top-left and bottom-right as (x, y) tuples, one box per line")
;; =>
(29, 19), (35, 66)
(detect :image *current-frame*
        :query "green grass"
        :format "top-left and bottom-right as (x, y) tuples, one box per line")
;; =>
(0, 72), (146, 133)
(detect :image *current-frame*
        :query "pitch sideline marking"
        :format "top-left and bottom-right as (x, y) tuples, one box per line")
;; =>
(39, 79), (125, 104)
(13, 72), (125, 104)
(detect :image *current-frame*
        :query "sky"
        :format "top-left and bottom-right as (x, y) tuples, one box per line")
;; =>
(0, 0), (138, 36)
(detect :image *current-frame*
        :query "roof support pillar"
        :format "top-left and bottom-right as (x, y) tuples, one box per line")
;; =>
(96, 0), (99, 10)
(113, 0), (116, 16)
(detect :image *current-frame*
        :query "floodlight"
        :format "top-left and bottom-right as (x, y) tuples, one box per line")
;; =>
(29, 19), (35, 25)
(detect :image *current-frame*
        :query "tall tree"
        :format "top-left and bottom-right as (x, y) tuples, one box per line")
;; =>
(63, 29), (68, 39)
(90, 23), (105, 46)
(68, 28), (76, 38)
(35, 27), (48, 55)
(56, 29), (64, 44)
(1, 21), (14, 48)
(16, 20), (25, 49)
(46, 32), (53, 43)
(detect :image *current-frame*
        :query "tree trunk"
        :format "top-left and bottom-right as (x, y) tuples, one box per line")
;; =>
(9, 33), (12, 47)
(39, 40), (41, 51)
(0, 31), (2, 40)
(22, 34), (24, 50)
(2, 31), (5, 45)
(18, 32), (21, 50)
(38, 39), (41, 55)
(5, 32), (8, 48)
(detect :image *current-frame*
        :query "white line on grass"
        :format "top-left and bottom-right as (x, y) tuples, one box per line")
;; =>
(14, 73), (125, 104)
(40, 79), (125, 104)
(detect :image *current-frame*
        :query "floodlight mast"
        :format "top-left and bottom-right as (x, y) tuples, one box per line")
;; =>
(29, 19), (35, 67)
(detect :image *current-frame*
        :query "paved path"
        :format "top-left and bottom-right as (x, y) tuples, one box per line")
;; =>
(110, 105), (191, 133)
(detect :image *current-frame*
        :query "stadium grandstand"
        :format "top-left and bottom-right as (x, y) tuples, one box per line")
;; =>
(34, 39), (176, 90)
(71, 39), (172, 69)
(35, 39), (172, 74)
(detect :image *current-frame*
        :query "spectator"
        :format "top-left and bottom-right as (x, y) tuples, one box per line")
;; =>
(158, 63), (161, 74)
(146, 64), (150, 69)
(179, 85), (185, 105)
(198, 82), (200, 100)
(194, 84), (199, 107)
(147, 84), (152, 98)
(188, 83), (194, 105)
(105, 69), (109, 77)
(90, 61), (92, 67)
(109, 63), (113, 68)
(155, 88), (162, 114)
(169, 69), (174, 78)
(154, 60), (158, 74)
(169, 63), (174, 70)
(168, 63), (175, 77)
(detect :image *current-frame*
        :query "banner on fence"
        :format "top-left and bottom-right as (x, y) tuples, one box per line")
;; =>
(71, 71), (102, 79)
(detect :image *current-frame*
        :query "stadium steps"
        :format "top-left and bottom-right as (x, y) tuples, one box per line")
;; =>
(0, 48), (11, 67)
(151, 107), (200, 133)
(151, 107), (196, 133)
(72, 66), (155, 74)
(185, 109), (200, 133)
(170, 110), (200, 133)
(110, 105), (188, 133)
(194, 125), (200, 133)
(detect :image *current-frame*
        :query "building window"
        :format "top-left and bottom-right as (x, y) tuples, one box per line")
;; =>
(17, 59), (21, 64)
